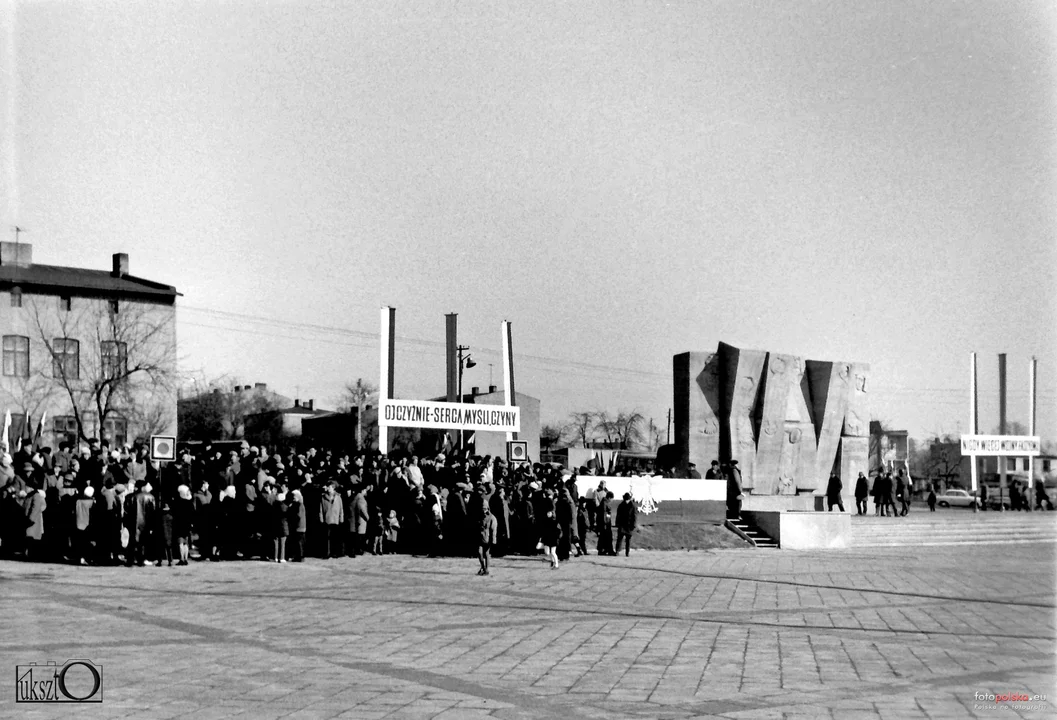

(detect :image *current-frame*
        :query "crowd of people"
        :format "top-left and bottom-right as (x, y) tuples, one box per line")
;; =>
(0, 439), (640, 572)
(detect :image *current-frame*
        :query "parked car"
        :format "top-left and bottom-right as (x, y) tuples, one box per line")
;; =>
(935, 489), (980, 509)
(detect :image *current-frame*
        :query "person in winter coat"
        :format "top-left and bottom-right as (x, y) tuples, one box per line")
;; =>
(172, 485), (195, 565)
(369, 509), (385, 555)
(22, 485), (47, 560)
(477, 503), (497, 575)
(575, 498), (590, 557)
(95, 478), (122, 564)
(125, 482), (155, 566)
(596, 491), (615, 556)
(73, 486), (95, 565)
(855, 472), (870, 515)
(385, 509), (400, 553)
(826, 473), (845, 512)
(272, 491), (290, 563)
(319, 483), (344, 559)
(193, 482), (214, 561)
(351, 487), (370, 557)
(555, 488), (576, 562)
(615, 492), (637, 557)
(288, 489), (307, 562)
(488, 486), (510, 557)
(539, 510), (561, 569)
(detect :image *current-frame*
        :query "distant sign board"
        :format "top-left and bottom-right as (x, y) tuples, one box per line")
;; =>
(960, 434), (1040, 456)
(380, 399), (520, 433)
(150, 435), (176, 461)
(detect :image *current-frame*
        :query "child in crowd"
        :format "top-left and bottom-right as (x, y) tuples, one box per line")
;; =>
(385, 509), (400, 554)
(173, 485), (194, 566)
(370, 509), (385, 555)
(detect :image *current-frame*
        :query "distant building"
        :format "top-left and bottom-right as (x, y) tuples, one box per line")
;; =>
(243, 398), (333, 449)
(0, 242), (178, 448)
(177, 382), (291, 442)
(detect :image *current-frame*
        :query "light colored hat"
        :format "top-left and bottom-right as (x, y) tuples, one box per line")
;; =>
(83, 486), (95, 498)
(276, 492), (286, 502)
(142, 482), (153, 494)
(177, 484), (191, 500)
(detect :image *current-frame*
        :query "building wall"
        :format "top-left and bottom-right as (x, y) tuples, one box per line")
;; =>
(0, 289), (177, 448)
(472, 391), (541, 463)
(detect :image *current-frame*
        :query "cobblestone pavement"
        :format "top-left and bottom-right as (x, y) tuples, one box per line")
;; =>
(2, 541), (1054, 720)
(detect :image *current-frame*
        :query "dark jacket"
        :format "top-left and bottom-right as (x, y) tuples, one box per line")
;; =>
(24, 491), (47, 539)
(125, 490), (155, 543)
(616, 499), (637, 532)
(855, 475), (869, 500)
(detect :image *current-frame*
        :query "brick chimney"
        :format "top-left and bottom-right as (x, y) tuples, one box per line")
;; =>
(254, 383), (267, 389)
(307, 399), (314, 410)
(488, 385), (497, 393)
(471, 386), (480, 396)
(0, 242), (32, 268)
(294, 399), (300, 408)
(112, 253), (129, 278)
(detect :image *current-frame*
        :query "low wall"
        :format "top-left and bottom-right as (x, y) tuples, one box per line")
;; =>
(742, 495), (816, 512)
(743, 510), (851, 549)
(575, 476), (725, 502)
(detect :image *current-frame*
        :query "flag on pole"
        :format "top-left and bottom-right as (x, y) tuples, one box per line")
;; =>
(34, 411), (46, 443)
(2, 410), (9, 452)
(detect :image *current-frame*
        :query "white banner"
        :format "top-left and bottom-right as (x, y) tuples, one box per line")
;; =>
(380, 399), (520, 432)
(960, 434), (1041, 456)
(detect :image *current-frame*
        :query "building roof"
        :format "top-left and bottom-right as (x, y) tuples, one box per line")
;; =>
(0, 263), (180, 300)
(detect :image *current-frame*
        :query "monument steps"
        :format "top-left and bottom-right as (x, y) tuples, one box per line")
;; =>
(726, 518), (779, 548)
(850, 512), (1057, 547)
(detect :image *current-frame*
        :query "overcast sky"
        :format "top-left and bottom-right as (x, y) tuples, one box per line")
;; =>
(2, 1), (1055, 442)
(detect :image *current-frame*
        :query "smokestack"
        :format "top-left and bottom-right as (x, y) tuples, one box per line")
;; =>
(112, 253), (129, 278)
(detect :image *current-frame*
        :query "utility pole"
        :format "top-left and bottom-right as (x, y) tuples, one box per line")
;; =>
(666, 408), (671, 445)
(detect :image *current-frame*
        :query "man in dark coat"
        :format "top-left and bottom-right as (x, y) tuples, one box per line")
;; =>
(124, 482), (156, 566)
(555, 487), (576, 561)
(351, 486), (370, 557)
(488, 486), (510, 557)
(854, 472), (869, 515)
(725, 461), (743, 520)
(444, 487), (468, 557)
(22, 485), (47, 560)
(826, 473), (844, 512)
(615, 492), (637, 557)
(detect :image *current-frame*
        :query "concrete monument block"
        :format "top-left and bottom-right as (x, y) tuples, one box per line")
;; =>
(755, 353), (797, 495)
(718, 342), (766, 490)
(673, 352), (721, 475)
(839, 435), (869, 485)
(807, 360), (852, 484)
(842, 362), (870, 438)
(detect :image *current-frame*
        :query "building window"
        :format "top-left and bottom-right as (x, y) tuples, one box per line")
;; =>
(2, 335), (29, 377)
(1045, 460), (1051, 472)
(101, 341), (127, 378)
(53, 415), (79, 446)
(10, 287), (21, 308)
(103, 417), (127, 448)
(108, 299), (119, 315)
(60, 296), (72, 312)
(52, 338), (80, 379)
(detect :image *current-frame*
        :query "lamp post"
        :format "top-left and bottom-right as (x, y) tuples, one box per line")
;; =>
(457, 345), (476, 451)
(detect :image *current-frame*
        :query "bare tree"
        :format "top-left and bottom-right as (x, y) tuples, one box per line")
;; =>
(540, 423), (566, 452)
(568, 411), (596, 448)
(28, 295), (177, 444)
(613, 411), (645, 449)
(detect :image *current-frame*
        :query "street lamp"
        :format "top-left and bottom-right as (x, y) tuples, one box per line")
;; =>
(457, 345), (476, 450)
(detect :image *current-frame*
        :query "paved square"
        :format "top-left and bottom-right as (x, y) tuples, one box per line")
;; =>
(2, 540), (1054, 719)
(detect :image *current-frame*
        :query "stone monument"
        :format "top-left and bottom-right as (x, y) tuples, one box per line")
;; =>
(674, 342), (869, 494)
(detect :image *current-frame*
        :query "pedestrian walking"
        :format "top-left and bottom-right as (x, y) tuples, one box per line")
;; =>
(826, 473), (845, 512)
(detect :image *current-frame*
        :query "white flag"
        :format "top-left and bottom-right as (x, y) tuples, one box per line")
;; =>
(2, 410), (10, 452)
